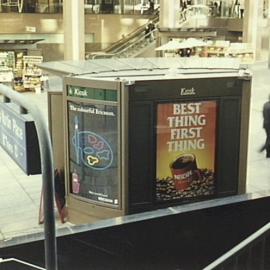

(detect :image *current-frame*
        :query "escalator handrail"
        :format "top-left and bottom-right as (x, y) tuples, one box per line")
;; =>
(103, 14), (159, 53)
(91, 26), (158, 59)
(114, 28), (158, 57)
(110, 23), (157, 54)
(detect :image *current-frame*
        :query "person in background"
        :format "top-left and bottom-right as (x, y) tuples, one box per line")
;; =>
(239, 0), (244, 18)
(149, 0), (154, 14)
(178, 49), (185, 57)
(148, 20), (155, 41)
(180, 0), (188, 20)
(144, 25), (150, 42)
(186, 48), (192, 57)
(234, 0), (240, 17)
(261, 95), (270, 157)
(213, 1), (219, 16)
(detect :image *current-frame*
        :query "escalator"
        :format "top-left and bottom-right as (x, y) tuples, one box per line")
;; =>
(89, 1), (242, 60)
(86, 4), (219, 60)
(86, 14), (159, 59)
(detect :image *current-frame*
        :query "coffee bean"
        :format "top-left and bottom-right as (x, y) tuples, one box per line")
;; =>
(156, 168), (215, 201)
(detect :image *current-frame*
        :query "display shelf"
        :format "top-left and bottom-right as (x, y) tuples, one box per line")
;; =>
(0, 51), (15, 83)
(22, 55), (43, 92)
(201, 42), (254, 64)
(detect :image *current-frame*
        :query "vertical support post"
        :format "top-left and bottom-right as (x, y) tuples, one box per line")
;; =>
(63, 0), (85, 60)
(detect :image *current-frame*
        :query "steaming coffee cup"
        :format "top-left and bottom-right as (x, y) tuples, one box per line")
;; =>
(170, 154), (200, 191)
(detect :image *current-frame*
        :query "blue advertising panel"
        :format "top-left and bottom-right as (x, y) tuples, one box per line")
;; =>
(0, 102), (41, 175)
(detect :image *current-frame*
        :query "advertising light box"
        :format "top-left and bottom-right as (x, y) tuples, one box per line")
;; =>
(156, 101), (217, 201)
(68, 101), (119, 206)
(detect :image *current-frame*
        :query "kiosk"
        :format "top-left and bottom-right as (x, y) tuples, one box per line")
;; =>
(41, 58), (251, 223)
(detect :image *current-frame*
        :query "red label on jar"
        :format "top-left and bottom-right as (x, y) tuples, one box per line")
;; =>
(170, 154), (200, 191)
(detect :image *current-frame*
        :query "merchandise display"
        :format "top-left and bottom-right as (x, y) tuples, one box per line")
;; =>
(158, 39), (254, 64)
(13, 52), (25, 92)
(22, 55), (43, 92)
(0, 51), (15, 83)
(0, 52), (44, 92)
(202, 41), (254, 64)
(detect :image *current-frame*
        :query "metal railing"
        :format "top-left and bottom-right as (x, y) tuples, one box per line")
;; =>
(179, 4), (211, 25)
(0, 258), (45, 270)
(116, 28), (157, 57)
(0, 84), (57, 270)
(1, 0), (23, 13)
(105, 14), (159, 53)
(203, 221), (270, 270)
(87, 5), (213, 60)
(89, 28), (157, 59)
(86, 14), (159, 59)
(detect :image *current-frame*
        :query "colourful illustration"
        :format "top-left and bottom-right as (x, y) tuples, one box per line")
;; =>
(73, 116), (114, 170)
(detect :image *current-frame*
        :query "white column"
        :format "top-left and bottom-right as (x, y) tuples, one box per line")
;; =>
(63, 0), (85, 60)
(242, 0), (263, 60)
(159, 0), (180, 28)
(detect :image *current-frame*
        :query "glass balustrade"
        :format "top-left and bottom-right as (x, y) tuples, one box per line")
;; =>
(0, 0), (161, 14)
(0, 0), (268, 20)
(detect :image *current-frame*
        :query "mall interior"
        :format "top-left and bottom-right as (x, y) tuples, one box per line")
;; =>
(1, 0), (270, 269)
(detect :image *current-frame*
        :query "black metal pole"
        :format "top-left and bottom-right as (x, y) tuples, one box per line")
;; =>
(0, 84), (57, 270)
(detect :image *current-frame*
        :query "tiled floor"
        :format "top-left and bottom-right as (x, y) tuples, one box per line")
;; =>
(246, 61), (270, 193)
(0, 61), (270, 242)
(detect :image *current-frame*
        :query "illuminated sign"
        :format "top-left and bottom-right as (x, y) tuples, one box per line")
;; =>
(156, 101), (217, 202)
(68, 101), (119, 205)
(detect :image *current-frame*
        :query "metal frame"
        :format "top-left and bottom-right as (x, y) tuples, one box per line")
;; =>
(0, 0), (24, 13)
(63, 77), (125, 222)
(238, 78), (251, 194)
(0, 84), (57, 270)
(0, 258), (45, 270)
(203, 221), (270, 270)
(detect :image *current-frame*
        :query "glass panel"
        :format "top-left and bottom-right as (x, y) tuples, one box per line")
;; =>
(68, 100), (119, 206)
(0, 0), (63, 13)
(156, 100), (217, 202)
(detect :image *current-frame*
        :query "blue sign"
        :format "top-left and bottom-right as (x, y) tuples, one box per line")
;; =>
(0, 102), (41, 175)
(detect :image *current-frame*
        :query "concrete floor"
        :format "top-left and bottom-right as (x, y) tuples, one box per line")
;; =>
(0, 61), (270, 242)
(246, 61), (270, 193)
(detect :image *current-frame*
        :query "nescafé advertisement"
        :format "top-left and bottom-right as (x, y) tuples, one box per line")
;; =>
(156, 101), (217, 202)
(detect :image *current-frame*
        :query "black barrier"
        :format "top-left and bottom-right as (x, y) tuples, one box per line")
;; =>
(0, 84), (57, 270)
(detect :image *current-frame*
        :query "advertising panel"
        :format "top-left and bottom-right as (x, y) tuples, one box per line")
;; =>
(156, 100), (217, 202)
(68, 101), (119, 206)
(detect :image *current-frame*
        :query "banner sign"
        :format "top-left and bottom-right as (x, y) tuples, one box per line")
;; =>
(0, 103), (41, 175)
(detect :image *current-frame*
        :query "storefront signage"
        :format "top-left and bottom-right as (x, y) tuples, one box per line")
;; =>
(156, 100), (217, 202)
(0, 103), (41, 175)
(180, 87), (196, 96)
(67, 86), (117, 101)
(68, 101), (119, 206)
